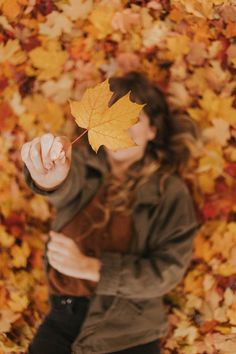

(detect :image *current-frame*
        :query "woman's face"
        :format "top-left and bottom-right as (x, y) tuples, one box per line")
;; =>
(104, 110), (157, 162)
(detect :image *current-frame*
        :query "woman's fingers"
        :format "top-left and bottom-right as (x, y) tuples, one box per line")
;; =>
(21, 134), (71, 176)
(48, 245), (69, 257)
(47, 242), (70, 257)
(48, 232), (77, 251)
(29, 137), (48, 174)
(50, 138), (63, 161)
(40, 133), (54, 170)
(57, 151), (66, 164)
(50, 136), (71, 166)
(21, 141), (35, 172)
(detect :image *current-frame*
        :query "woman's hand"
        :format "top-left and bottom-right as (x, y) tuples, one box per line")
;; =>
(20, 133), (72, 191)
(47, 231), (102, 281)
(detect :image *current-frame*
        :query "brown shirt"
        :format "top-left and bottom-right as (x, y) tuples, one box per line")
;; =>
(47, 178), (134, 298)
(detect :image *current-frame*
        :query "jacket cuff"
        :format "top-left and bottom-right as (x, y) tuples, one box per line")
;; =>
(95, 251), (122, 295)
(23, 163), (72, 196)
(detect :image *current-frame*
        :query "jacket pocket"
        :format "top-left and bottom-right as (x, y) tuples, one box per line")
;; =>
(101, 297), (144, 321)
(82, 298), (143, 335)
(102, 297), (144, 323)
(92, 297), (151, 340)
(125, 299), (144, 315)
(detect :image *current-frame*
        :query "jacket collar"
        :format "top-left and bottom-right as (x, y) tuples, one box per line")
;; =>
(84, 145), (161, 206)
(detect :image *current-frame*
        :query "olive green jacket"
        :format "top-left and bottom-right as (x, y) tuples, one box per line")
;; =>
(23, 144), (200, 354)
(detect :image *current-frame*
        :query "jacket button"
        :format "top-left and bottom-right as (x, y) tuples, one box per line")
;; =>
(61, 297), (72, 305)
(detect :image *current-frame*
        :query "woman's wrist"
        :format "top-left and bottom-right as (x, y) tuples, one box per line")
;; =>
(82, 256), (102, 282)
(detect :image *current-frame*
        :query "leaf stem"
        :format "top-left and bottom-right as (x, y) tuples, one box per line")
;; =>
(71, 129), (88, 145)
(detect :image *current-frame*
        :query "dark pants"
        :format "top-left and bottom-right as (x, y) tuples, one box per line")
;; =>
(28, 295), (161, 354)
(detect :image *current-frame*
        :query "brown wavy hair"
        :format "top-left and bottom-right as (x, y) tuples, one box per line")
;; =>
(74, 71), (203, 240)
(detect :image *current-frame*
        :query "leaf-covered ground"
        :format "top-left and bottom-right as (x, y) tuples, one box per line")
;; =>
(0, 1), (235, 353)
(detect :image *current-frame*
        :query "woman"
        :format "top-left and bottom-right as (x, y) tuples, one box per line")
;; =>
(21, 71), (201, 354)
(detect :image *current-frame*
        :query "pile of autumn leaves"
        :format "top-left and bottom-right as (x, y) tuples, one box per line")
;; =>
(0, 0), (236, 353)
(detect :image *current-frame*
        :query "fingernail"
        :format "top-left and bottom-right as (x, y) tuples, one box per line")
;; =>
(59, 150), (65, 157)
(51, 152), (58, 159)
(60, 156), (66, 164)
(45, 162), (53, 169)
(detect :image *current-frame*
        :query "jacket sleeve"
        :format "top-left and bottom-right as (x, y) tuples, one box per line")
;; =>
(94, 184), (200, 299)
(22, 146), (87, 210)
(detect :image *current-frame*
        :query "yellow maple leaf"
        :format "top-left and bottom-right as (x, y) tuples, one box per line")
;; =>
(0, 308), (20, 332)
(39, 11), (72, 38)
(7, 291), (29, 312)
(58, 0), (93, 21)
(88, 4), (115, 39)
(199, 89), (236, 126)
(10, 241), (31, 268)
(28, 41), (68, 80)
(177, 0), (225, 19)
(184, 267), (204, 296)
(22, 94), (64, 134)
(215, 263), (236, 276)
(166, 35), (190, 61)
(69, 79), (145, 152)
(0, 39), (26, 65)
(1, 0), (21, 19)
(0, 225), (15, 248)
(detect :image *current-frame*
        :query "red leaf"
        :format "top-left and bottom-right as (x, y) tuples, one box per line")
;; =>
(0, 77), (8, 92)
(224, 162), (236, 177)
(199, 320), (218, 334)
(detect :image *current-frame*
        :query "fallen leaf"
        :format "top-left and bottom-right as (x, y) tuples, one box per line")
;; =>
(39, 11), (72, 38)
(28, 41), (68, 80)
(58, 0), (93, 21)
